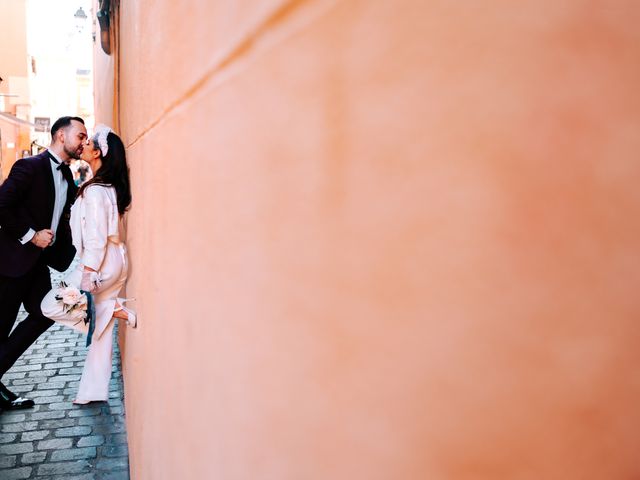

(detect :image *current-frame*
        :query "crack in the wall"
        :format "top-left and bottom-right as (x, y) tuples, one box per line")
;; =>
(125, 0), (340, 149)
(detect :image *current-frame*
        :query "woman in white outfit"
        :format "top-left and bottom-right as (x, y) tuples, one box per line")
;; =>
(41, 125), (135, 405)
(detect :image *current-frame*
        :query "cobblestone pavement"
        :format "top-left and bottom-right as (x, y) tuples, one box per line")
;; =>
(0, 263), (130, 479)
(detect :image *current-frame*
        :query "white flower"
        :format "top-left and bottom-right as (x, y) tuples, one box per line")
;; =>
(54, 282), (90, 326)
(77, 294), (88, 307)
(60, 286), (82, 306)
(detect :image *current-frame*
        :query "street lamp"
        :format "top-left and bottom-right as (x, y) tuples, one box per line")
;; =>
(74, 7), (87, 34)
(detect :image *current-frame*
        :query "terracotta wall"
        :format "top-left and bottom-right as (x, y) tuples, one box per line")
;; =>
(0, 118), (18, 182)
(103, 0), (640, 478)
(0, 0), (28, 80)
(0, 0), (29, 178)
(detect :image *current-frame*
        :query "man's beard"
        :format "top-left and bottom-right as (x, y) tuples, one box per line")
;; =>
(64, 144), (81, 160)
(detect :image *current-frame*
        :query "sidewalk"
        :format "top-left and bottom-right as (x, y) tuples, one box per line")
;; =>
(0, 264), (130, 479)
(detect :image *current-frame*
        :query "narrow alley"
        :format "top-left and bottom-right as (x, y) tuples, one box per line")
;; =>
(0, 264), (130, 479)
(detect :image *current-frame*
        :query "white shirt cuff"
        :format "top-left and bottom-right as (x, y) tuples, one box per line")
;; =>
(19, 228), (36, 245)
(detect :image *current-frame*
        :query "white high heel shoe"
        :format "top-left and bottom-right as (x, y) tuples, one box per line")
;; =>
(114, 297), (137, 328)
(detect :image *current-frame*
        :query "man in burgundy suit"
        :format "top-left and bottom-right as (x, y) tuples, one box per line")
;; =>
(0, 116), (86, 411)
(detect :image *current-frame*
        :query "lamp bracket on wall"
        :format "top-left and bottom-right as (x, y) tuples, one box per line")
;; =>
(97, 0), (111, 55)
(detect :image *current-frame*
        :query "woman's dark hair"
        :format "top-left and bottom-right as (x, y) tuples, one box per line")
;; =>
(77, 132), (132, 215)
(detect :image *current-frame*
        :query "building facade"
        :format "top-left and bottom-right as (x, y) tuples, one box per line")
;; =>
(93, 1), (640, 479)
(0, 0), (94, 182)
(0, 0), (31, 181)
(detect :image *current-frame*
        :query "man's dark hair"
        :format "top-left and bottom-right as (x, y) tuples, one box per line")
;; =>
(50, 116), (84, 141)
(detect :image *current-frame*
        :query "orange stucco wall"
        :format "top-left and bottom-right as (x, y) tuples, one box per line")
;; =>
(0, 0), (29, 179)
(103, 1), (640, 478)
(0, 0), (28, 80)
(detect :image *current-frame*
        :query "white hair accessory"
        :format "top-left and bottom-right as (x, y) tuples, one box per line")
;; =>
(93, 124), (113, 157)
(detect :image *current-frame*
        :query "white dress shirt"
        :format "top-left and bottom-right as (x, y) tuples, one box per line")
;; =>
(19, 150), (69, 245)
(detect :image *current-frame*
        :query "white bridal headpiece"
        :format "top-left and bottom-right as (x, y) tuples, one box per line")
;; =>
(93, 124), (113, 157)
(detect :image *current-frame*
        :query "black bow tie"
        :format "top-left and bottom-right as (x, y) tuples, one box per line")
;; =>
(49, 153), (70, 172)
(50, 157), (72, 183)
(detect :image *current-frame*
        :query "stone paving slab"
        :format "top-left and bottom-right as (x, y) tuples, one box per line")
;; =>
(0, 263), (130, 479)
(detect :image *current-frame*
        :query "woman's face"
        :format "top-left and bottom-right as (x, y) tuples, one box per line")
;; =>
(81, 138), (102, 173)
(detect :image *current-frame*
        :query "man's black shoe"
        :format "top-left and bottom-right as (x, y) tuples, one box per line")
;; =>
(0, 395), (35, 410)
(0, 384), (34, 410)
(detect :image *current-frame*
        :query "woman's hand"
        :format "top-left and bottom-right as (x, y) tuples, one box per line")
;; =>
(81, 266), (100, 292)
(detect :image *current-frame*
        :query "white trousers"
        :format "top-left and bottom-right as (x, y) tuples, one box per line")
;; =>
(41, 242), (128, 402)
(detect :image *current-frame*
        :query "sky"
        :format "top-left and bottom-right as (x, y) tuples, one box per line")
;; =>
(25, 0), (95, 141)
(27, 0), (93, 65)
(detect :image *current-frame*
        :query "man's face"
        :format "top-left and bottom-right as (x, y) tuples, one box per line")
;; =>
(61, 120), (87, 160)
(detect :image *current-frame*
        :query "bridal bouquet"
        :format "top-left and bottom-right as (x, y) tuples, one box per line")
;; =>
(55, 282), (89, 322)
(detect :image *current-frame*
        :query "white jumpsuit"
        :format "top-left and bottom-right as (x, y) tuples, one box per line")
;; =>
(41, 184), (128, 403)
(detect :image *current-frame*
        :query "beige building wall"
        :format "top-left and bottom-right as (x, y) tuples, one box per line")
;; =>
(94, 0), (640, 478)
(92, 45), (114, 127)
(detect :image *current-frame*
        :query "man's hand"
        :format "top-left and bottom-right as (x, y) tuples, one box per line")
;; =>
(30, 229), (54, 249)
